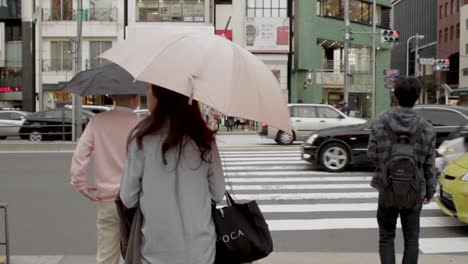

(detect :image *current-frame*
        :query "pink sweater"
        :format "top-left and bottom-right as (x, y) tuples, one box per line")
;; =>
(70, 107), (141, 202)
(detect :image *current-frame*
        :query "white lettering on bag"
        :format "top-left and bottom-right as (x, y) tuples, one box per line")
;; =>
(218, 229), (246, 243)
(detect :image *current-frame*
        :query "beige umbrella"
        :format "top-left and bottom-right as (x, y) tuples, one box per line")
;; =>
(101, 30), (292, 134)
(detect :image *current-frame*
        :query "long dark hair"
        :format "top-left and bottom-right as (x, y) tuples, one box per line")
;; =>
(128, 85), (216, 164)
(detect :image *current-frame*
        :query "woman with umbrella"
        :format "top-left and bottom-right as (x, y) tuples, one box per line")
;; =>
(120, 85), (225, 264)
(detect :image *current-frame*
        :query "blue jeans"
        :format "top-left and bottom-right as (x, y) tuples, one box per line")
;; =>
(377, 204), (422, 264)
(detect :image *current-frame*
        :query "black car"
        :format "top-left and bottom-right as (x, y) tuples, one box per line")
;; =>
(19, 109), (94, 141)
(302, 105), (468, 172)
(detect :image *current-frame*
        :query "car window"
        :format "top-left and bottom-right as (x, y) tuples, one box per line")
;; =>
(418, 109), (467, 126)
(44, 110), (65, 119)
(293, 106), (317, 118)
(0, 112), (11, 119)
(10, 112), (24, 120)
(317, 107), (342, 118)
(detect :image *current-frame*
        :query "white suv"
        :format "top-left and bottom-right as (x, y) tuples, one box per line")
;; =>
(258, 104), (366, 145)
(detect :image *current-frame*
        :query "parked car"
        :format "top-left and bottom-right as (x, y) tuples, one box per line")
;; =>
(134, 109), (149, 118)
(64, 104), (111, 114)
(437, 153), (468, 224)
(258, 104), (367, 145)
(19, 109), (94, 141)
(0, 110), (31, 139)
(302, 105), (468, 172)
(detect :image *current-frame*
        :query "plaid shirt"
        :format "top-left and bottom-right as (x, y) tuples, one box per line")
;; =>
(367, 107), (437, 199)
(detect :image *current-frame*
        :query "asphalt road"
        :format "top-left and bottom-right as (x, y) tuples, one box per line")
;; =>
(0, 137), (467, 256)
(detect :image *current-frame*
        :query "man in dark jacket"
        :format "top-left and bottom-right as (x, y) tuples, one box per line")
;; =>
(368, 76), (436, 264)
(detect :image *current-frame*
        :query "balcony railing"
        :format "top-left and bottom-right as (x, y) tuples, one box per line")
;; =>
(88, 8), (117, 22)
(41, 8), (117, 22)
(42, 59), (73, 72)
(85, 58), (111, 70)
(42, 8), (76, 21)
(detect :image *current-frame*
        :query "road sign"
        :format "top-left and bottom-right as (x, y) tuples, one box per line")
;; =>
(419, 58), (435, 65)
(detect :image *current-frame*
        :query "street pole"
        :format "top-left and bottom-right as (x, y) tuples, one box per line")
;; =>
(343, 0), (350, 105)
(371, 0), (377, 118)
(72, 0), (83, 141)
(414, 33), (419, 78)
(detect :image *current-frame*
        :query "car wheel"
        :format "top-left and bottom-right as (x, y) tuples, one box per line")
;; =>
(319, 143), (350, 172)
(0, 136), (6, 140)
(276, 131), (294, 145)
(29, 131), (43, 142)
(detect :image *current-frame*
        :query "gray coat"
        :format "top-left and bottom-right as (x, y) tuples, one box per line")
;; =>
(120, 132), (225, 264)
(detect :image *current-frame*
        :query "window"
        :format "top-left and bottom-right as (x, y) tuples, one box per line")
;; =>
(445, 3), (448, 16)
(0, 112), (11, 120)
(457, 0), (460, 12)
(445, 28), (448, 42)
(452, 0), (456, 14)
(466, 19), (468, 30)
(440, 5), (443, 19)
(44, 110), (65, 119)
(324, 0), (342, 17)
(50, 41), (73, 71)
(293, 106), (317, 118)
(136, 0), (205, 22)
(89, 41), (112, 69)
(451, 25), (454, 40)
(317, 107), (342, 119)
(318, 0), (387, 27)
(247, 0), (288, 17)
(89, 0), (116, 21)
(463, 68), (468, 76)
(466, 43), (468, 54)
(419, 110), (467, 127)
(51, 0), (73, 21)
(439, 30), (443, 43)
(457, 23), (460, 39)
(9, 112), (24, 120)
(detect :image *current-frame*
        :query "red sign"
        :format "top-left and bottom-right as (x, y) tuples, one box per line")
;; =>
(215, 30), (233, 41)
(0, 87), (22, 93)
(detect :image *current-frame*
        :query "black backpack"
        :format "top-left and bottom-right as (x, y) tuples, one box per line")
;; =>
(380, 118), (427, 209)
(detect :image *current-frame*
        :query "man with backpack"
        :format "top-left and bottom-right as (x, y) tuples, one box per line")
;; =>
(368, 76), (436, 264)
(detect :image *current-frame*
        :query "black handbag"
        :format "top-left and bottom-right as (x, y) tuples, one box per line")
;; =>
(212, 192), (273, 264)
(115, 194), (142, 264)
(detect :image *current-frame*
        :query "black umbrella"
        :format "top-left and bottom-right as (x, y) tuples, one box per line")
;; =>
(61, 63), (147, 96)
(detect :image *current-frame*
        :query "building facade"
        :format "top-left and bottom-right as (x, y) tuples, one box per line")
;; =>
(290, 0), (392, 117)
(459, 0), (468, 89)
(0, 0), (23, 109)
(437, 0), (460, 90)
(32, 0), (125, 110)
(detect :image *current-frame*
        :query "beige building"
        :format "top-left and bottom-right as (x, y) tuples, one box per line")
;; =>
(460, 3), (468, 88)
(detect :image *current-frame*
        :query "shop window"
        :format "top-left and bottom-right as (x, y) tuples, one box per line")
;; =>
(136, 0), (205, 22)
(247, 0), (288, 18)
(89, 41), (112, 69)
(50, 41), (73, 71)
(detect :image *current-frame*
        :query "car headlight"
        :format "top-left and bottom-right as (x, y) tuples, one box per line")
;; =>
(306, 134), (318, 145)
(461, 173), (468, 181)
(437, 146), (455, 155)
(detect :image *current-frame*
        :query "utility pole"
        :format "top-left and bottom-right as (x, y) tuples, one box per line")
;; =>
(414, 33), (420, 78)
(343, 0), (350, 104)
(371, 0), (377, 118)
(72, 0), (83, 141)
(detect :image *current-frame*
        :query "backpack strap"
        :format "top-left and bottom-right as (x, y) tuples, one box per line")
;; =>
(381, 118), (399, 144)
(409, 118), (428, 145)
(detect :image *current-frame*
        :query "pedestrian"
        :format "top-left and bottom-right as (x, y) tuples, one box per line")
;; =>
(120, 84), (225, 264)
(226, 116), (235, 132)
(368, 76), (436, 264)
(70, 94), (141, 264)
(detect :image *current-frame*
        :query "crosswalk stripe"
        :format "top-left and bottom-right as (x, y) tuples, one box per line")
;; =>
(225, 165), (312, 171)
(223, 160), (309, 166)
(257, 203), (440, 213)
(229, 192), (378, 200)
(222, 157), (302, 161)
(419, 238), (468, 254)
(266, 217), (465, 231)
(226, 171), (370, 176)
(227, 183), (372, 191)
(226, 177), (372, 183)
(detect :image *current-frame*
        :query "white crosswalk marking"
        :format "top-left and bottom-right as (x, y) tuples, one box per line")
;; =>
(219, 148), (468, 253)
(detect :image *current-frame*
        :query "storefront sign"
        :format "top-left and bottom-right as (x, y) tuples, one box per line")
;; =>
(0, 86), (22, 93)
(245, 17), (289, 53)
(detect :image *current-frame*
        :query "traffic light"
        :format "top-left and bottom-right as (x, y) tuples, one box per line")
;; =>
(434, 59), (450, 71)
(380, 30), (400, 44)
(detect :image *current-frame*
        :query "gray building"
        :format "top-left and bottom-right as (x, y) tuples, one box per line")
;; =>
(391, 0), (437, 77)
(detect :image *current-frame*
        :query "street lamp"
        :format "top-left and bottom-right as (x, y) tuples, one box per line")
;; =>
(406, 34), (425, 76)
